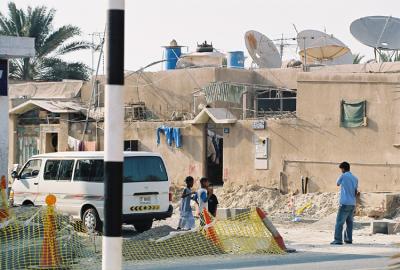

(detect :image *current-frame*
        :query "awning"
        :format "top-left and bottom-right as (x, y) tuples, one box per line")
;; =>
(187, 108), (237, 124)
(9, 100), (83, 115)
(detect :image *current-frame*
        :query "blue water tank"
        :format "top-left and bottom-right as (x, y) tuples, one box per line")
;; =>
(164, 46), (182, 70)
(227, 51), (245, 69)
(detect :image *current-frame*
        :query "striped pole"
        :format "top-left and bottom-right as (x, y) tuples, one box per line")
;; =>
(103, 0), (124, 269)
(256, 207), (293, 252)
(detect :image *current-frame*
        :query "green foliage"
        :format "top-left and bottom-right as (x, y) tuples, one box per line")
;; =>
(0, 2), (91, 81)
(352, 53), (365, 64)
(378, 51), (400, 62)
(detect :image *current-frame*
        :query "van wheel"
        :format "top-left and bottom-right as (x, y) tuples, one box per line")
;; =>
(82, 208), (102, 233)
(133, 220), (153, 233)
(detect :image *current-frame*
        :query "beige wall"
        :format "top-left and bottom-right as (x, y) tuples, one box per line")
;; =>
(124, 121), (205, 185)
(221, 72), (400, 192)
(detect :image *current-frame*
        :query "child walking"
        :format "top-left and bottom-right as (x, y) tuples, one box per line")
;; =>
(177, 176), (195, 230)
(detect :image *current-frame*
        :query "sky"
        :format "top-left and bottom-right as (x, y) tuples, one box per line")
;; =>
(1, 0), (400, 72)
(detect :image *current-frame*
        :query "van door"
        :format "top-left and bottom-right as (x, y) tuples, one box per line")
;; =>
(38, 159), (75, 212)
(13, 159), (42, 205)
(123, 156), (169, 215)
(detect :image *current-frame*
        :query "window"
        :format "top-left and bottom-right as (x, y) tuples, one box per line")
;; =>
(124, 140), (139, 151)
(341, 100), (367, 128)
(58, 160), (74, 181)
(20, 159), (41, 179)
(123, 156), (168, 182)
(44, 160), (61, 180)
(43, 160), (74, 181)
(74, 160), (104, 182)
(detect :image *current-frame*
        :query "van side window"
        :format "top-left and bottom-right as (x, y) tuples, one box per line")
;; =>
(44, 160), (61, 180)
(58, 160), (75, 181)
(20, 159), (42, 179)
(74, 159), (104, 182)
(44, 160), (74, 181)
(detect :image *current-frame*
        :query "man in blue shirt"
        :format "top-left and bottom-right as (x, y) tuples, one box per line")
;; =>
(331, 162), (359, 245)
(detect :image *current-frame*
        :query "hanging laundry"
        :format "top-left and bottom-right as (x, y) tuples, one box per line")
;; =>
(172, 128), (182, 148)
(157, 126), (173, 146)
(84, 141), (96, 151)
(78, 141), (84, 151)
(157, 126), (183, 148)
(67, 136), (81, 151)
(207, 136), (216, 162)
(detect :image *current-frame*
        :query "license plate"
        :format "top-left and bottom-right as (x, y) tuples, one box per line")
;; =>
(139, 196), (151, 205)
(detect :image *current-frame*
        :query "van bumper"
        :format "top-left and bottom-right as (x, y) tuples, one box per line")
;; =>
(122, 205), (173, 223)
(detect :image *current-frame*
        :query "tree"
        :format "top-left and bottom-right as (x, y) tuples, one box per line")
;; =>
(352, 53), (365, 64)
(0, 2), (91, 81)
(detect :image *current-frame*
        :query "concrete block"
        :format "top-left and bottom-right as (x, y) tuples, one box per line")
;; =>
(388, 222), (400, 235)
(361, 192), (400, 218)
(371, 221), (388, 234)
(217, 208), (250, 220)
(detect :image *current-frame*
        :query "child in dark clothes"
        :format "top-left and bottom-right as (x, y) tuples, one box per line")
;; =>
(207, 185), (219, 217)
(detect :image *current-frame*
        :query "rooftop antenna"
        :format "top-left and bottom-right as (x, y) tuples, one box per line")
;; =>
(350, 16), (400, 62)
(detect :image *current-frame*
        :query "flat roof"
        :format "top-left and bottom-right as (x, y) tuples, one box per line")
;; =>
(31, 151), (161, 159)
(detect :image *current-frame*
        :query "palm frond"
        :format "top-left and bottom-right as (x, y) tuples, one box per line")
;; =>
(37, 57), (90, 81)
(0, 2), (88, 81)
(37, 25), (80, 57)
(353, 53), (365, 64)
(55, 41), (93, 56)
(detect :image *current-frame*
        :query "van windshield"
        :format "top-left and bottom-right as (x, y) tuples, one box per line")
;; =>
(123, 156), (168, 182)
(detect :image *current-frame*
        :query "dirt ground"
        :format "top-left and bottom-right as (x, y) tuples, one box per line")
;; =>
(165, 184), (400, 257)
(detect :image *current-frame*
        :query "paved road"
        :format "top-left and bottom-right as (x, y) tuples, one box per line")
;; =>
(124, 252), (395, 270)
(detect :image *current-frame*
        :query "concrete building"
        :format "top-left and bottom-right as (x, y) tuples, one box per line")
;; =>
(8, 62), (400, 193)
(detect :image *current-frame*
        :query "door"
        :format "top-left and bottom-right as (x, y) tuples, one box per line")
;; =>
(12, 159), (41, 205)
(206, 124), (224, 186)
(38, 159), (75, 212)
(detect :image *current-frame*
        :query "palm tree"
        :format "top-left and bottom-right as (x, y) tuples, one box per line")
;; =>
(378, 51), (400, 62)
(353, 53), (365, 64)
(0, 2), (91, 81)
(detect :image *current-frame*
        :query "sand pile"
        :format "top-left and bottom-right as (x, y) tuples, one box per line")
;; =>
(214, 184), (340, 220)
(171, 184), (340, 220)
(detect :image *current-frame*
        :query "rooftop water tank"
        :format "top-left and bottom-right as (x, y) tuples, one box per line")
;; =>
(163, 39), (182, 70)
(227, 51), (245, 69)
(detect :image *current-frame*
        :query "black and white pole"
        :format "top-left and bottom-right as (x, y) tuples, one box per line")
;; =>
(103, 0), (124, 269)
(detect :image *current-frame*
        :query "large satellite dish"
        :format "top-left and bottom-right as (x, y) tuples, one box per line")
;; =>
(245, 30), (282, 68)
(350, 16), (400, 50)
(327, 51), (353, 65)
(297, 30), (350, 62)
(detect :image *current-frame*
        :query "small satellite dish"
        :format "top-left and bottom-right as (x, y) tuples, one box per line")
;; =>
(297, 30), (350, 62)
(350, 16), (400, 50)
(245, 30), (282, 68)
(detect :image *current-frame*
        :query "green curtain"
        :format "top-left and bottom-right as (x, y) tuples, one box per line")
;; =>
(203, 82), (245, 104)
(341, 100), (366, 128)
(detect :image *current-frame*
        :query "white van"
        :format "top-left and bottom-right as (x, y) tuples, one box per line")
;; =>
(10, 151), (173, 232)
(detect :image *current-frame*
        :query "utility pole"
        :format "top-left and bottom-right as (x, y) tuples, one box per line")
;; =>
(0, 36), (34, 195)
(102, 0), (124, 269)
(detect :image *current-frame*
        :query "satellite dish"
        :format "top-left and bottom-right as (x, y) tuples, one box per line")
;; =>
(327, 51), (354, 65)
(244, 30), (282, 68)
(350, 16), (400, 50)
(297, 30), (350, 62)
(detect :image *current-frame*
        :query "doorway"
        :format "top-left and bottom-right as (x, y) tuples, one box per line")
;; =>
(206, 123), (223, 186)
(45, 133), (58, 153)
